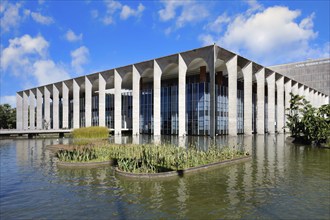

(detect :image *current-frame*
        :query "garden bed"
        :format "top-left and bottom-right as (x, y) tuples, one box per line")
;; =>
(114, 155), (252, 178)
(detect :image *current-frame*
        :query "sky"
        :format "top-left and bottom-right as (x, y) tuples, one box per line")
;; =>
(1, 0), (329, 107)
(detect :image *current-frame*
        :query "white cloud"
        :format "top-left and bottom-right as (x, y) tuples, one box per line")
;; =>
(1, 34), (49, 75)
(199, 5), (322, 65)
(97, 1), (145, 25)
(33, 60), (69, 85)
(0, 34), (70, 87)
(158, 0), (184, 21)
(204, 13), (230, 33)
(120, 3), (145, 20)
(65, 29), (83, 42)
(30, 11), (54, 25)
(158, 0), (208, 30)
(102, 0), (122, 25)
(245, 0), (263, 13)
(0, 95), (16, 107)
(71, 46), (89, 74)
(38, 0), (45, 4)
(0, 1), (22, 33)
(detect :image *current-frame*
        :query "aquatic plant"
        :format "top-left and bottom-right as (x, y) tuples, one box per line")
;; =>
(56, 147), (98, 162)
(55, 143), (247, 171)
(72, 126), (109, 139)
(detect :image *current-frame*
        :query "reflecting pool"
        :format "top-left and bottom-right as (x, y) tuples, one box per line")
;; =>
(1, 134), (329, 219)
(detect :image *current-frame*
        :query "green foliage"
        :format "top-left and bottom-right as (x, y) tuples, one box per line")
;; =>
(113, 144), (247, 173)
(72, 126), (109, 139)
(286, 93), (330, 144)
(0, 104), (16, 129)
(56, 147), (97, 162)
(55, 143), (247, 172)
(286, 93), (305, 137)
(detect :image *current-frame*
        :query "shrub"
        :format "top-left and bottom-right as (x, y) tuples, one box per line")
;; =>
(72, 126), (109, 139)
(286, 93), (330, 145)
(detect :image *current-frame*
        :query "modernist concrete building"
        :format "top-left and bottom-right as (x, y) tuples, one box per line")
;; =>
(16, 45), (329, 137)
(269, 58), (330, 96)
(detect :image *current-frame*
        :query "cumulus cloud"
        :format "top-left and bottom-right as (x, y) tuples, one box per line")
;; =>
(204, 13), (230, 33)
(94, 0), (145, 25)
(65, 29), (83, 42)
(1, 34), (49, 75)
(120, 3), (145, 20)
(33, 60), (69, 85)
(102, 0), (122, 25)
(71, 46), (89, 74)
(30, 11), (54, 25)
(0, 34), (70, 87)
(199, 4), (324, 65)
(0, 1), (22, 33)
(158, 0), (208, 31)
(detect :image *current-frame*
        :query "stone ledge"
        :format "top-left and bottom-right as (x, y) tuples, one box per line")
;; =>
(115, 156), (252, 179)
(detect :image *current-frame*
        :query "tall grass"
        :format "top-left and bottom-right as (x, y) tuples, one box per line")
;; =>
(56, 143), (248, 171)
(72, 126), (109, 139)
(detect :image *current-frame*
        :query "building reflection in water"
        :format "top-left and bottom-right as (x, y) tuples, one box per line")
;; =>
(12, 133), (304, 218)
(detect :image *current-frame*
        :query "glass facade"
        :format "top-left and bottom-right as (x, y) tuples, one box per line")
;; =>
(92, 95), (99, 126)
(140, 84), (153, 134)
(49, 69), (275, 136)
(105, 94), (114, 129)
(122, 92), (132, 129)
(186, 75), (210, 135)
(161, 80), (178, 135)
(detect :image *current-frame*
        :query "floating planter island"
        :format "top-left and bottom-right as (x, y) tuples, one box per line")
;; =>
(114, 155), (251, 179)
(53, 141), (251, 177)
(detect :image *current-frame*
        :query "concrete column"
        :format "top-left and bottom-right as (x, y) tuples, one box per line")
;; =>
(85, 76), (92, 127)
(298, 84), (304, 98)
(153, 60), (162, 136)
(73, 79), (80, 129)
(36, 88), (43, 129)
(317, 92), (321, 107)
(29, 90), (35, 129)
(256, 68), (265, 134)
(311, 90), (316, 107)
(284, 80), (291, 132)
(178, 54), (187, 136)
(16, 93), (23, 130)
(209, 51), (216, 138)
(304, 86), (309, 103)
(44, 86), (50, 129)
(276, 76), (284, 133)
(132, 65), (140, 136)
(62, 82), (69, 129)
(266, 73), (275, 134)
(99, 74), (106, 127)
(227, 55), (238, 136)
(324, 95), (327, 105)
(292, 82), (298, 96)
(23, 91), (28, 130)
(242, 62), (253, 135)
(53, 85), (59, 129)
(114, 70), (122, 135)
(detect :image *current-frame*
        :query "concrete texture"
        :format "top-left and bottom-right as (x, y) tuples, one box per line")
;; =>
(243, 62), (253, 135)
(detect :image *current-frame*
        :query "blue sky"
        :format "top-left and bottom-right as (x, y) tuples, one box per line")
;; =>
(1, 0), (329, 107)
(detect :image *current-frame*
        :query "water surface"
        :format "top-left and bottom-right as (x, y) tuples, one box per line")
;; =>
(1, 135), (329, 219)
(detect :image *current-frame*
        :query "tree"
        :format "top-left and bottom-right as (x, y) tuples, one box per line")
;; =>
(285, 93), (304, 138)
(286, 93), (330, 145)
(0, 104), (16, 129)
